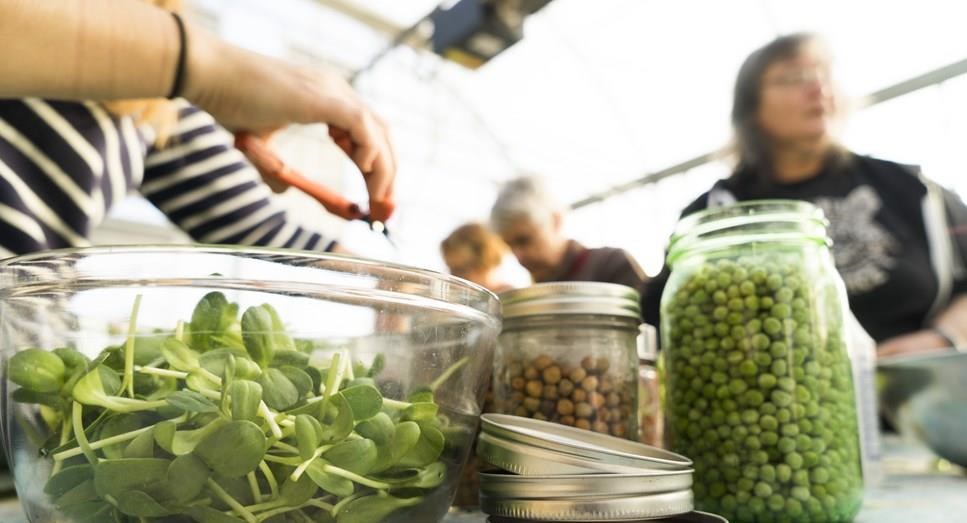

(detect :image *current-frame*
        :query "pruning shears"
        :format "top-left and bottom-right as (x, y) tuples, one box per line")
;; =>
(234, 132), (396, 243)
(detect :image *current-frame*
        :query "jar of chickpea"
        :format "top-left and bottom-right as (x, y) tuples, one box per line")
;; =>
(493, 283), (640, 440)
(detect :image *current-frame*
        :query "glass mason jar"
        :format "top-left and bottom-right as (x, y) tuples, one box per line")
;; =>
(660, 201), (863, 522)
(493, 282), (640, 440)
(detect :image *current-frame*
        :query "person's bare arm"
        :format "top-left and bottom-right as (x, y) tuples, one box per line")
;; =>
(0, 0), (395, 211)
(0, 0), (177, 100)
(878, 294), (967, 357)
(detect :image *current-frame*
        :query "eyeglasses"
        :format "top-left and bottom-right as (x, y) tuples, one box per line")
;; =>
(765, 68), (830, 89)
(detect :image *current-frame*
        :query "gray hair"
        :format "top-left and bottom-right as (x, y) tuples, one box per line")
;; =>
(490, 176), (561, 233)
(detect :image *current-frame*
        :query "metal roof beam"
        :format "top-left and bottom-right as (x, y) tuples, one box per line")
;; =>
(570, 56), (967, 210)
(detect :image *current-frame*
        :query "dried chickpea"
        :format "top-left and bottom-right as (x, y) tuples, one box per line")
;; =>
(611, 423), (627, 438)
(596, 357), (611, 373)
(525, 380), (543, 398)
(569, 367), (587, 383)
(589, 392), (606, 409)
(542, 365), (562, 384)
(542, 385), (559, 400)
(558, 379), (575, 397)
(533, 354), (554, 371)
(607, 392), (621, 407)
(557, 399), (575, 416)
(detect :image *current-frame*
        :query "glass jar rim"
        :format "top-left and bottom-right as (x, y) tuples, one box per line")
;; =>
(0, 244), (501, 320)
(667, 199), (830, 265)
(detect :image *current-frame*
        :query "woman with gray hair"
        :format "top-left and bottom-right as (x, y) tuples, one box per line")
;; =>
(642, 33), (967, 357)
(490, 176), (646, 289)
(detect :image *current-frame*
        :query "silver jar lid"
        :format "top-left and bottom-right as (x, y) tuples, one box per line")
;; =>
(480, 489), (694, 521)
(479, 470), (693, 499)
(500, 282), (641, 319)
(486, 511), (728, 523)
(479, 414), (692, 474)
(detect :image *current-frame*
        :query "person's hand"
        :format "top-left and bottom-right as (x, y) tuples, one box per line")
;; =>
(877, 329), (950, 358)
(184, 27), (396, 218)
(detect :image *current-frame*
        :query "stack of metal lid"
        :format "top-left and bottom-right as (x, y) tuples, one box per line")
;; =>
(477, 414), (727, 522)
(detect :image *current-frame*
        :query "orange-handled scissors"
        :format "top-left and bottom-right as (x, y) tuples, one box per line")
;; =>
(235, 132), (395, 240)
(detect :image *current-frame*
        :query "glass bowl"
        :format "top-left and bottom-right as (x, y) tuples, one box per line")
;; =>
(0, 245), (500, 523)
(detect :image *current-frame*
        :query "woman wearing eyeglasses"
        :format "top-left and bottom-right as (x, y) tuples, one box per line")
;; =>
(642, 33), (967, 357)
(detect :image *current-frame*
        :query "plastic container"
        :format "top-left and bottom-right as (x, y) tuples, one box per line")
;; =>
(660, 201), (863, 522)
(0, 245), (500, 523)
(493, 283), (640, 439)
(638, 324), (664, 447)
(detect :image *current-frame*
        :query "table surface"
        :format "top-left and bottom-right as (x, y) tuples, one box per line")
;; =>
(2, 437), (964, 522)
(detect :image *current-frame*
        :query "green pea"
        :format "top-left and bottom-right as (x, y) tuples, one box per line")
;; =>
(753, 334), (771, 351)
(761, 431), (779, 446)
(744, 295), (760, 310)
(743, 465), (759, 480)
(793, 469), (810, 486)
(768, 493), (785, 511)
(749, 497), (766, 514)
(771, 390), (793, 407)
(777, 464), (792, 483)
(811, 466), (830, 484)
(737, 477), (755, 493)
(744, 390), (765, 407)
(751, 450), (769, 465)
(778, 437), (796, 454)
(791, 486), (811, 501)
(729, 379), (748, 395)
(760, 415), (778, 431)
(713, 290), (728, 304)
(754, 481), (773, 498)
(741, 409), (759, 425)
(777, 408), (792, 423)
(776, 288), (794, 303)
(781, 424), (800, 437)
(745, 435), (762, 450)
(709, 482), (727, 497)
(739, 360), (759, 377)
(754, 375), (776, 392)
(713, 306), (729, 320)
(760, 464), (776, 482)
(771, 359), (788, 376)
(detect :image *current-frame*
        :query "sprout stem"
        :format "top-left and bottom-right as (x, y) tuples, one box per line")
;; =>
(122, 294), (143, 398)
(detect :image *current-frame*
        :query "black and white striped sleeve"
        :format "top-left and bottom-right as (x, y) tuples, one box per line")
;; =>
(139, 105), (334, 251)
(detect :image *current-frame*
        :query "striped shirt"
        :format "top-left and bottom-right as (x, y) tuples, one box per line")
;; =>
(0, 99), (333, 259)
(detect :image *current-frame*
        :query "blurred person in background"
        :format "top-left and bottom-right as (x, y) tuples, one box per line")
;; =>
(491, 176), (647, 290)
(441, 222), (512, 292)
(0, 0), (396, 257)
(642, 33), (967, 357)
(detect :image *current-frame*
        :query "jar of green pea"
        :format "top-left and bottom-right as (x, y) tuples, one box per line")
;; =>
(660, 200), (863, 523)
